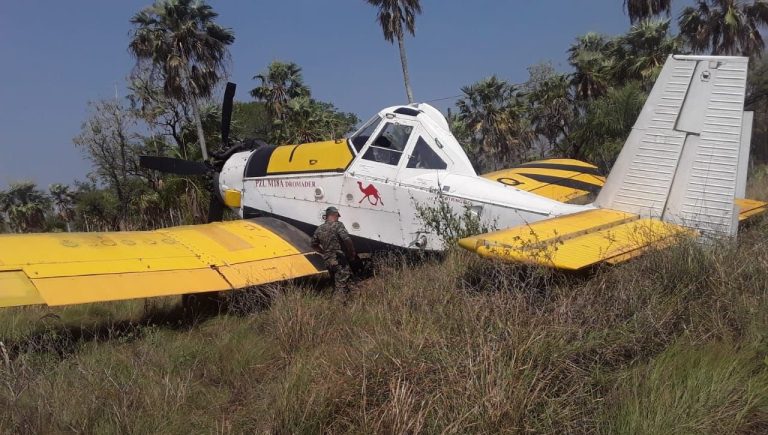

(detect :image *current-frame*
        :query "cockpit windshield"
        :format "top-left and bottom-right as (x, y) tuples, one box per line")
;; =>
(349, 115), (382, 152)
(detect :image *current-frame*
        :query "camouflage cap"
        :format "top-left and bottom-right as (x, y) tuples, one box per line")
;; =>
(324, 206), (340, 216)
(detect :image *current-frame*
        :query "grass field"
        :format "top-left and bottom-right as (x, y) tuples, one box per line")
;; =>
(1, 191), (768, 432)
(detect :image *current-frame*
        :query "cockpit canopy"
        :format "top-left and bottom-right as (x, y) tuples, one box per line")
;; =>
(348, 103), (476, 176)
(243, 103), (476, 179)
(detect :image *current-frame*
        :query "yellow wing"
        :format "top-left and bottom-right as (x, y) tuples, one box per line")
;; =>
(458, 209), (692, 270)
(0, 218), (324, 308)
(482, 158), (606, 203)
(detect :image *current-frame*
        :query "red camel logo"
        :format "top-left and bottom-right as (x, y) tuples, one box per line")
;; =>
(357, 181), (383, 206)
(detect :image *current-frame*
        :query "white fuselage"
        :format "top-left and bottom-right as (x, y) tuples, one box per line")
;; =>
(219, 104), (592, 252)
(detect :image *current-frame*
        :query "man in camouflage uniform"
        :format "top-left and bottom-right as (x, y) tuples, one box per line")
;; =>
(311, 206), (358, 293)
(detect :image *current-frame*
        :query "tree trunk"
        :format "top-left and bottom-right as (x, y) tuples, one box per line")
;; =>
(180, 61), (209, 161)
(398, 35), (415, 104)
(191, 102), (209, 161)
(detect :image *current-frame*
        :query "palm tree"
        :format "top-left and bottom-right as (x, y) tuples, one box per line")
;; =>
(610, 19), (683, 85)
(456, 76), (530, 170)
(624, 0), (672, 23)
(129, 0), (235, 161)
(49, 184), (75, 232)
(250, 61), (311, 121)
(366, 0), (422, 103)
(280, 98), (360, 144)
(568, 83), (648, 168)
(0, 182), (51, 233)
(281, 97), (329, 144)
(568, 33), (614, 99)
(526, 69), (575, 154)
(679, 0), (768, 57)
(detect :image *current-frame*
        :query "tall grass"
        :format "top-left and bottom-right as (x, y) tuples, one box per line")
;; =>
(605, 342), (768, 434)
(1, 220), (767, 432)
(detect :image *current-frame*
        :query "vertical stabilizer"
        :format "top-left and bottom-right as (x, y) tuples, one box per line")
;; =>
(595, 55), (749, 238)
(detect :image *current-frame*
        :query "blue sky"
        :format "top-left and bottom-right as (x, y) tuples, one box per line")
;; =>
(0, 1), (686, 188)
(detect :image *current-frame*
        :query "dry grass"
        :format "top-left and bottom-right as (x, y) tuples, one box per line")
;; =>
(0, 229), (767, 433)
(1, 175), (767, 433)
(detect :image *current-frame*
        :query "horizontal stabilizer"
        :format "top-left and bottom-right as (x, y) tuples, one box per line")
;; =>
(499, 157), (767, 223)
(483, 158), (605, 203)
(0, 218), (324, 308)
(735, 198), (768, 222)
(458, 209), (691, 270)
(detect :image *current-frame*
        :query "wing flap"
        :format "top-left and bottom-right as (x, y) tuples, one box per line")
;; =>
(32, 269), (231, 306)
(0, 218), (323, 307)
(459, 209), (691, 270)
(217, 255), (320, 289)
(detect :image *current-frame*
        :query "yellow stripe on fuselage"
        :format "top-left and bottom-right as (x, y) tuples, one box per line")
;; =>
(266, 139), (353, 175)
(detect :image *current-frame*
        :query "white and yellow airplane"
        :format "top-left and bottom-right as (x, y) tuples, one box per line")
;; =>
(1, 55), (765, 308)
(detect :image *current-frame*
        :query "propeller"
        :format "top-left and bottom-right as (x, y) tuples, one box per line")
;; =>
(140, 82), (242, 223)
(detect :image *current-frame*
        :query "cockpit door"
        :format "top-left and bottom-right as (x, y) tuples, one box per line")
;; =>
(341, 118), (417, 250)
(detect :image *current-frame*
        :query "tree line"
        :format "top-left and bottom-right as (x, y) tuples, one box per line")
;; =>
(453, 0), (768, 172)
(3, 0), (768, 233)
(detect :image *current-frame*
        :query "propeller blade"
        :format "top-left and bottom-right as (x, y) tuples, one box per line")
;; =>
(139, 156), (209, 176)
(221, 82), (236, 146)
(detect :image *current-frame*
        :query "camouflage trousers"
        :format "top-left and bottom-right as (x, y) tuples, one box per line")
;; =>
(327, 256), (353, 293)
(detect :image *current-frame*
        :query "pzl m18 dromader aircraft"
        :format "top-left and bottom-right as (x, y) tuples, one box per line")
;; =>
(1, 55), (766, 308)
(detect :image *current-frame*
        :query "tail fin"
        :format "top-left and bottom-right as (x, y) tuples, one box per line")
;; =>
(595, 55), (750, 238)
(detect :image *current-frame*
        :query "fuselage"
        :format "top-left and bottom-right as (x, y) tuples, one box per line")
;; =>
(218, 103), (591, 252)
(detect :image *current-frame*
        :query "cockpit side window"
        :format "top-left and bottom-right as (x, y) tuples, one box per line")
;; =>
(406, 136), (447, 170)
(350, 116), (381, 152)
(362, 122), (413, 166)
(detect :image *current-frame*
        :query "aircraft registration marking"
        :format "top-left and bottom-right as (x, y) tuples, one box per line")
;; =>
(253, 179), (317, 188)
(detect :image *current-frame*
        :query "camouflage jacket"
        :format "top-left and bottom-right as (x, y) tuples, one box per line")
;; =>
(311, 221), (352, 264)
